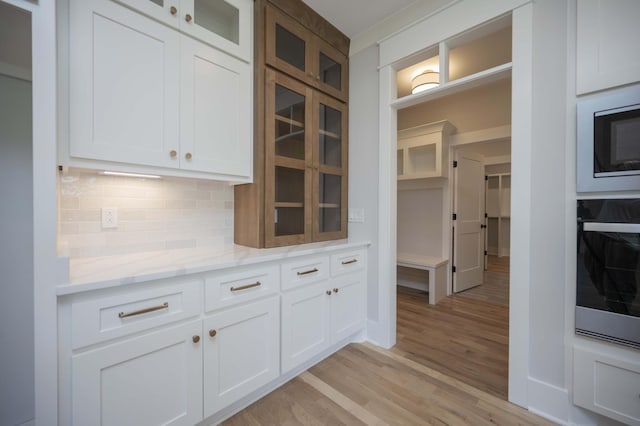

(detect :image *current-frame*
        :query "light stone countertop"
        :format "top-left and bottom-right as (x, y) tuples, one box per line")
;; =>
(57, 239), (370, 296)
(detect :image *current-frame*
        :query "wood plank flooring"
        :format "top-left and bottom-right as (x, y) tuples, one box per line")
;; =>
(222, 260), (553, 425)
(457, 256), (510, 305)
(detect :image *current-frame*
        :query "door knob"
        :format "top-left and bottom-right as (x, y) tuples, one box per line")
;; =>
(185, 14), (192, 23)
(192, 335), (200, 343)
(170, 6), (177, 15)
(185, 152), (192, 160)
(170, 150), (177, 158)
(326, 290), (332, 296)
(333, 288), (339, 293)
(209, 329), (217, 337)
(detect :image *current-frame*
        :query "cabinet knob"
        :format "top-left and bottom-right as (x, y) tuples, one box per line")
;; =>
(333, 288), (339, 294)
(170, 150), (177, 158)
(192, 335), (200, 343)
(326, 290), (332, 296)
(209, 329), (217, 337)
(185, 152), (192, 160)
(170, 6), (177, 15)
(185, 14), (192, 23)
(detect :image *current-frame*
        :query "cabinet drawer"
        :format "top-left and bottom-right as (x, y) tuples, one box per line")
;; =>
(330, 250), (365, 277)
(574, 346), (640, 425)
(71, 279), (201, 349)
(204, 265), (279, 312)
(281, 256), (330, 291)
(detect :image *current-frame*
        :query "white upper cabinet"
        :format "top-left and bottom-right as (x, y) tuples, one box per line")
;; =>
(114, 0), (252, 62)
(66, 0), (253, 182)
(70, 0), (181, 170)
(576, 0), (640, 95)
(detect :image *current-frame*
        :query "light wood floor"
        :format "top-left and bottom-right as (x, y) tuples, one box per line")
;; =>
(223, 258), (554, 425)
(457, 256), (510, 306)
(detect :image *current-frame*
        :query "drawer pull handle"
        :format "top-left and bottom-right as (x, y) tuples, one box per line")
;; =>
(341, 259), (358, 265)
(333, 288), (339, 293)
(230, 281), (261, 292)
(326, 290), (332, 296)
(297, 268), (318, 276)
(118, 302), (169, 319)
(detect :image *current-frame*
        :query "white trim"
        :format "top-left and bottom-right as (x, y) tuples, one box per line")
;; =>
(449, 125), (512, 146)
(27, 0), (59, 423)
(378, 0), (529, 67)
(377, 0), (534, 413)
(377, 64), (397, 349)
(527, 377), (570, 425)
(508, 3), (533, 408)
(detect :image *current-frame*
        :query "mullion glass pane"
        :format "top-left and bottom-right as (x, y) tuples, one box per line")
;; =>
(319, 104), (341, 167)
(194, 0), (240, 44)
(275, 84), (305, 160)
(319, 173), (341, 233)
(319, 52), (341, 90)
(276, 24), (305, 71)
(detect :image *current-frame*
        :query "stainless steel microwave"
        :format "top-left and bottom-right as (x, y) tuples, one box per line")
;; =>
(577, 83), (640, 192)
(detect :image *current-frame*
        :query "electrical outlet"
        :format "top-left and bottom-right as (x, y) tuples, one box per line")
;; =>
(101, 207), (118, 229)
(348, 208), (365, 223)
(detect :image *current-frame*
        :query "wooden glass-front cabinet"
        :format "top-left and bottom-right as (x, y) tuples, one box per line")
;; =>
(234, 0), (349, 248)
(265, 3), (348, 102)
(264, 69), (347, 247)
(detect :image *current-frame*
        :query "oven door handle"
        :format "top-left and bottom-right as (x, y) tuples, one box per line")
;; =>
(583, 222), (640, 233)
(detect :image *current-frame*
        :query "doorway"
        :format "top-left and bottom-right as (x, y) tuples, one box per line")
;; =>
(394, 40), (513, 397)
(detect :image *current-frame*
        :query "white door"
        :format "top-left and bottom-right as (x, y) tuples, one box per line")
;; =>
(453, 150), (485, 293)
(69, 0), (180, 168)
(180, 36), (251, 179)
(71, 321), (203, 426)
(203, 296), (280, 417)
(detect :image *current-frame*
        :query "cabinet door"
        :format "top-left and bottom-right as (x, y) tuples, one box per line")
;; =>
(313, 37), (349, 102)
(69, 0), (180, 168)
(265, 69), (314, 247)
(265, 5), (313, 86)
(72, 321), (202, 426)
(181, 0), (252, 61)
(113, 0), (251, 62)
(180, 36), (252, 180)
(281, 281), (331, 373)
(330, 274), (365, 344)
(203, 296), (279, 417)
(313, 92), (348, 241)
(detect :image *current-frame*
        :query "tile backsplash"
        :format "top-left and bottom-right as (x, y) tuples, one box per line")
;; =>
(58, 170), (234, 258)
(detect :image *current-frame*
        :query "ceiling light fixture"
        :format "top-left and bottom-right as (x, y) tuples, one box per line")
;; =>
(411, 70), (440, 94)
(100, 171), (162, 179)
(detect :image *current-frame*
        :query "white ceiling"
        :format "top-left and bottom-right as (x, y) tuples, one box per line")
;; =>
(301, 0), (449, 39)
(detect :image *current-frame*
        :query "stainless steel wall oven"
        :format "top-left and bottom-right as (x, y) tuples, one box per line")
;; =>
(576, 199), (640, 348)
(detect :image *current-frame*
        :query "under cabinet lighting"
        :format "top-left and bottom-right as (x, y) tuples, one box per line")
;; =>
(100, 171), (162, 179)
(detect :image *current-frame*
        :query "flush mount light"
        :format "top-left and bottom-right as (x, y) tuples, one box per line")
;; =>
(100, 171), (162, 179)
(411, 70), (440, 94)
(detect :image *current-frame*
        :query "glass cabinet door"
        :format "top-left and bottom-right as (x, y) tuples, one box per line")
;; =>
(183, 0), (251, 61)
(113, 0), (252, 62)
(265, 69), (312, 247)
(265, 4), (312, 85)
(313, 92), (347, 240)
(314, 38), (348, 102)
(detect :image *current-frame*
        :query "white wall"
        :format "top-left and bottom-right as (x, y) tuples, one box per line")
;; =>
(348, 44), (381, 330)
(397, 188), (443, 257)
(0, 74), (34, 426)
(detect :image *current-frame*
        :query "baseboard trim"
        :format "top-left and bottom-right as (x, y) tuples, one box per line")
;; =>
(527, 376), (570, 425)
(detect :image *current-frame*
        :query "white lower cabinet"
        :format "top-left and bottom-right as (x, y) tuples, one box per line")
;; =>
(72, 320), (203, 426)
(573, 346), (640, 425)
(63, 245), (367, 424)
(203, 296), (280, 417)
(281, 256), (366, 374)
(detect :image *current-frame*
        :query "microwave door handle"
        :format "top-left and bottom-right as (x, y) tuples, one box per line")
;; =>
(583, 222), (640, 233)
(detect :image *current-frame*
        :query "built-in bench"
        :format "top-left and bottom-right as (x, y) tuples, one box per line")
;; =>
(396, 253), (448, 305)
